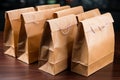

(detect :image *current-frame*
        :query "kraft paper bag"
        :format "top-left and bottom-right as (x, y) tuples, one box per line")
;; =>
(54, 6), (84, 18)
(38, 14), (77, 75)
(3, 7), (35, 58)
(36, 4), (60, 11)
(71, 13), (114, 76)
(17, 12), (46, 64)
(17, 6), (70, 64)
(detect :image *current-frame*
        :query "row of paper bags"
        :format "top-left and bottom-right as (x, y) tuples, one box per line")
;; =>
(3, 4), (115, 76)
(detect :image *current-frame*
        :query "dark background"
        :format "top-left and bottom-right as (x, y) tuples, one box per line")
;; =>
(0, 1), (120, 79)
(0, 0), (120, 32)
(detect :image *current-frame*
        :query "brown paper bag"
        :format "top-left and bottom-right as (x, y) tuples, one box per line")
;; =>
(17, 6), (70, 64)
(54, 6), (84, 18)
(71, 13), (114, 76)
(17, 12), (46, 64)
(3, 7), (35, 57)
(39, 14), (77, 75)
(36, 4), (60, 11)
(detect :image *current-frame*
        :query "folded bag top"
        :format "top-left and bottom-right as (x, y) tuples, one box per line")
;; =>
(77, 8), (101, 21)
(48, 14), (77, 32)
(36, 4), (60, 10)
(36, 5), (70, 20)
(22, 11), (45, 24)
(6, 7), (35, 20)
(22, 6), (70, 24)
(54, 6), (84, 18)
(81, 13), (114, 35)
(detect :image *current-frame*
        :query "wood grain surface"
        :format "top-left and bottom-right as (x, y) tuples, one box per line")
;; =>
(0, 32), (120, 80)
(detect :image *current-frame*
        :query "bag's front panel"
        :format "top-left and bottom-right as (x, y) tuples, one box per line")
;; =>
(51, 24), (77, 63)
(26, 20), (46, 53)
(82, 13), (114, 65)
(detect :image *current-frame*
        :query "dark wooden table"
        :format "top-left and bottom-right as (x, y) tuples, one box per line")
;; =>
(0, 32), (120, 80)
